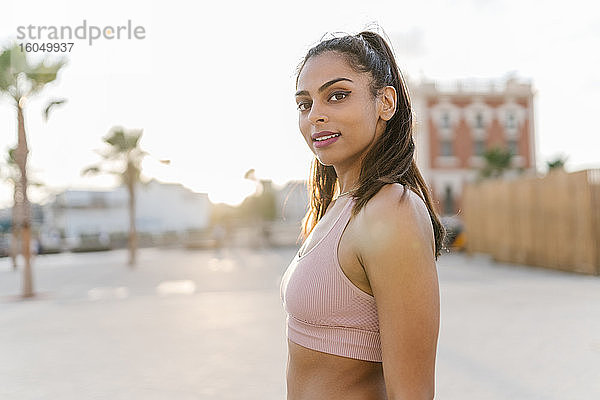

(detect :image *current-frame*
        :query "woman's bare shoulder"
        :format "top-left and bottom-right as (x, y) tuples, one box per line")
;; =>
(355, 183), (434, 256)
(358, 183), (426, 221)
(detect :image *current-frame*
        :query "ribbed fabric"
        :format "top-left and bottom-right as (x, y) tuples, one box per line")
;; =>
(280, 197), (381, 362)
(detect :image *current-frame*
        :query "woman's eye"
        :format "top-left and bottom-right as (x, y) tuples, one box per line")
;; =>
(297, 102), (311, 111)
(329, 91), (349, 102)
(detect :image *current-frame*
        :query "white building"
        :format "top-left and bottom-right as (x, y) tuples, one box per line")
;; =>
(274, 180), (308, 223)
(41, 179), (211, 241)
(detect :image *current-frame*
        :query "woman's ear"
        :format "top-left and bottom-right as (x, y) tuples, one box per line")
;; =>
(379, 85), (397, 121)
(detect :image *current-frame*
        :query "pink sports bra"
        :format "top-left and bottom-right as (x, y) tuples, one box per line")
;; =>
(279, 196), (381, 362)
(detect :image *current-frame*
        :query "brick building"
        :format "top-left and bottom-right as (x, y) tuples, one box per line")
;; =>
(410, 76), (536, 217)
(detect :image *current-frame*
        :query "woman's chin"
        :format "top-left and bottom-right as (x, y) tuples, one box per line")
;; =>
(315, 154), (339, 166)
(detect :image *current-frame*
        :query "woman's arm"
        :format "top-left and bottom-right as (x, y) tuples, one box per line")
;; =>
(357, 185), (440, 400)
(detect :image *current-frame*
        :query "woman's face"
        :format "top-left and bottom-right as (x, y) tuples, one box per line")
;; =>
(295, 51), (390, 167)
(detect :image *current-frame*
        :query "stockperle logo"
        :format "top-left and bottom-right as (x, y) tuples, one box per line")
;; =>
(16, 19), (146, 46)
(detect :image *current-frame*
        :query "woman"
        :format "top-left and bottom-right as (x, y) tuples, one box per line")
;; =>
(279, 29), (447, 400)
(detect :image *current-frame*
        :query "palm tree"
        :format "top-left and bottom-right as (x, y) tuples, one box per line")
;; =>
(1, 146), (47, 270)
(0, 147), (20, 270)
(477, 146), (514, 181)
(82, 127), (162, 267)
(0, 43), (66, 297)
(546, 155), (568, 172)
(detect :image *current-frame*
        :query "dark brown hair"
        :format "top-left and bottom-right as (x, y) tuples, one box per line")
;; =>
(296, 29), (447, 260)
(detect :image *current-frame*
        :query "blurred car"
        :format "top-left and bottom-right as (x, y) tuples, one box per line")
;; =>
(0, 234), (8, 257)
(440, 215), (465, 251)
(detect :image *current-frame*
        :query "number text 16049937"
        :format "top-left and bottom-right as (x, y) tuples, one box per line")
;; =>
(19, 42), (74, 52)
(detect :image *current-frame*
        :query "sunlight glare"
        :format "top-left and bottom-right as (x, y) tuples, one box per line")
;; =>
(208, 179), (257, 206)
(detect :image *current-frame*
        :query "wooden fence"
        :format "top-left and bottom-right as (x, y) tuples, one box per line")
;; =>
(463, 168), (600, 275)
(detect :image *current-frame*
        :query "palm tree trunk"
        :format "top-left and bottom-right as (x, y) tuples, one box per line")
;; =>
(127, 180), (137, 267)
(10, 180), (21, 270)
(16, 102), (34, 297)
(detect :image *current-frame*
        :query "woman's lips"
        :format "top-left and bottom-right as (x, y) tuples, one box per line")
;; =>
(313, 134), (340, 148)
(311, 131), (340, 140)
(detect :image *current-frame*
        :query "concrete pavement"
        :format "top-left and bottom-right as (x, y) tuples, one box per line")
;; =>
(0, 247), (598, 399)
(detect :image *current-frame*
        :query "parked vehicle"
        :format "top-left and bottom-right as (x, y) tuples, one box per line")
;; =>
(440, 215), (465, 251)
(0, 234), (8, 257)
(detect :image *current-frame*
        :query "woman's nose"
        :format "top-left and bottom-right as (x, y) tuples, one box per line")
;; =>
(308, 104), (328, 124)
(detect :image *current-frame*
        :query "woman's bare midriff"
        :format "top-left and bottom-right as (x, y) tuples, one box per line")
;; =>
(286, 339), (387, 400)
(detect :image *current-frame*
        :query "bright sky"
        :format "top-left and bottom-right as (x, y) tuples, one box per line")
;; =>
(0, 0), (598, 207)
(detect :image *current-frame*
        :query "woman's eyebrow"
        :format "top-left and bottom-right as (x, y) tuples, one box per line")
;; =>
(295, 77), (353, 97)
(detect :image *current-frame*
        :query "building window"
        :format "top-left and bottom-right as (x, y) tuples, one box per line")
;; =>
(444, 185), (454, 215)
(508, 138), (519, 155)
(441, 112), (451, 129)
(474, 139), (486, 156)
(441, 139), (453, 156)
(507, 113), (516, 129)
(475, 113), (484, 129)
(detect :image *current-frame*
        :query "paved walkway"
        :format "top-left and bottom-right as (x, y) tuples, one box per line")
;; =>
(0, 247), (598, 399)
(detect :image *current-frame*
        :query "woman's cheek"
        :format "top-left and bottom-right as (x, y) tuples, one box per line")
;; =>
(299, 120), (311, 144)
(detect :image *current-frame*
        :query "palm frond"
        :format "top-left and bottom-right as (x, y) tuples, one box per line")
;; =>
(0, 43), (27, 93)
(43, 98), (67, 121)
(26, 59), (68, 95)
(81, 165), (101, 176)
